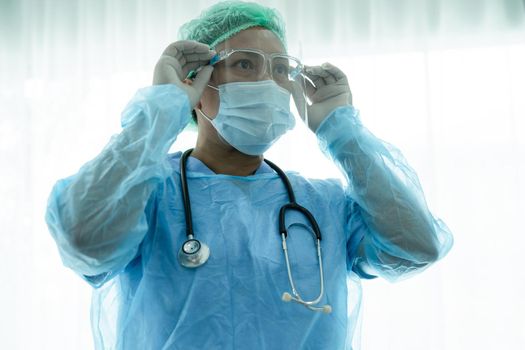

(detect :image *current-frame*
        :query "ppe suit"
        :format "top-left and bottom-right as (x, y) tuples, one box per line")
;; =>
(46, 84), (452, 349)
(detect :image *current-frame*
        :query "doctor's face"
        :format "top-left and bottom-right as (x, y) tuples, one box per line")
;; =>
(198, 27), (286, 119)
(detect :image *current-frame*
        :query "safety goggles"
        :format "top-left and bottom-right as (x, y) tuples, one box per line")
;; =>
(209, 48), (304, 87)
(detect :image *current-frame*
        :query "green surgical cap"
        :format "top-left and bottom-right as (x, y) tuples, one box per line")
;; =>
(178, 1), (286, 49)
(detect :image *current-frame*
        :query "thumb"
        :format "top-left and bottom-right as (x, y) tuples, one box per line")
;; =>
(191, 65), (214, 95)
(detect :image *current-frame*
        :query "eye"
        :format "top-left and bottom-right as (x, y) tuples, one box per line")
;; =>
(273, 63), (289, 76)
(234, 59), (256, 71)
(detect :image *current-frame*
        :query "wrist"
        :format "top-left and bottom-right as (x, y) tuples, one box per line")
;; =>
(315, 105), (361, 156)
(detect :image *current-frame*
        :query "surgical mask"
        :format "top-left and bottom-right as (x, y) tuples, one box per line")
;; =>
(197, 80), (295, 156)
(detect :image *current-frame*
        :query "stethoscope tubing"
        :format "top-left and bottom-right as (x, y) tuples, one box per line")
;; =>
(179, 148), (330, 312)
(180, 149), (195, 239)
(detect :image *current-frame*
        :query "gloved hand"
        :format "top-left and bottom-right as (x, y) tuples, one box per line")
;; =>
(293, 63), (352, 132)
(153, 40), (215, 108)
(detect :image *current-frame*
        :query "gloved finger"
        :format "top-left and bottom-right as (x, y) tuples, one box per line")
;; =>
(182, 52), (216, 64)
(163, 41), (214, 74)
(179, 51), (216, 71)
(190, 65), (214, 96)
(303, 65), (324, 80)
(181, 61), (211, 79)
(162, 40), (211, 60)
(313, 63), (344, 86)
(182, 53), (215, 79)
(162, 42), (185, 63)
(304, 65), (328, 88)
(154, 55), (184, 82)
(313, 63), (346, 81)
(321, 62), (348, 84)
(309, 87), (342, 104)
(316, 64), (338, 85)
(322, 75), (336, 85)
(305, 63), (350, 100)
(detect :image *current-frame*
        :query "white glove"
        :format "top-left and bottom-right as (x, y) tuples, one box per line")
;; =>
(153, 40), (215, 108)
(294, 63), (352, 132)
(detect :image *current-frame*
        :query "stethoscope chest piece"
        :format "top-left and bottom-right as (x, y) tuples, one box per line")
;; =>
(178, 237), (210, 268)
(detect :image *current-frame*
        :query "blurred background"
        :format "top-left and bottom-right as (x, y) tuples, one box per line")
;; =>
(1, 0), (524, 349)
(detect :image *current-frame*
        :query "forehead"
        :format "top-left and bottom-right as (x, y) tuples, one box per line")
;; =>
(216, 27), (285, 54)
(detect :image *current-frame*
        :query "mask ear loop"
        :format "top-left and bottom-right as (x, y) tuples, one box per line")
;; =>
(196, 84), (219, 120)
(194, 80), (219, 124)
(196, 108), (213, 123)
(195, 108), (232, 149)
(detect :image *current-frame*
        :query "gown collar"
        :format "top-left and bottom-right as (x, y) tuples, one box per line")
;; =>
(185, 154), (274, 175)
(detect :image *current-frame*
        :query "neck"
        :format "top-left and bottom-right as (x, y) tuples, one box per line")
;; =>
(192, 136), (263, 177)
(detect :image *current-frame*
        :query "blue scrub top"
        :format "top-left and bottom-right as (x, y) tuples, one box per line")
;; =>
(46, 85), (453, 350)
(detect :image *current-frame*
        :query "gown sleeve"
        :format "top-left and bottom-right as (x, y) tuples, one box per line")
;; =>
(316, 106), (453, 282)
(45, 84), (191, 287)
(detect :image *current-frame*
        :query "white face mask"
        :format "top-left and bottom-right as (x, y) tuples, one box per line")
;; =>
(198, 80), (296, 156)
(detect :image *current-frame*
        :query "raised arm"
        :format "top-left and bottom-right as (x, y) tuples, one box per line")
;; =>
(302, 63), (452, 281)
(317, 106), (452, 281)
(46, 41), (215, 283)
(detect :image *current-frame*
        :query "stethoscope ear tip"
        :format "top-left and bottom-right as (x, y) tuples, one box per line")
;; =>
(282, 291), (333, 314)
(282, 292), (293, 302)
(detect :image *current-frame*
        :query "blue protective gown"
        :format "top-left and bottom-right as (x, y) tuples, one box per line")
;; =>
(46, 84), (453, 350)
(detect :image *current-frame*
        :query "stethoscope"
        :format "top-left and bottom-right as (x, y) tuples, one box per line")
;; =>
(178, 149), (332, 313)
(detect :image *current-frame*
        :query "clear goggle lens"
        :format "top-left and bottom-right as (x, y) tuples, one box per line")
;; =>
(212, 49), (303, 88)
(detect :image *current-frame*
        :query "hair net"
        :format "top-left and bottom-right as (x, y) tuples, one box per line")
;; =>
(178, 1), (287, 49)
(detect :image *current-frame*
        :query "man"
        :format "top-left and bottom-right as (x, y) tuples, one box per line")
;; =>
(46, 2), (452, 349)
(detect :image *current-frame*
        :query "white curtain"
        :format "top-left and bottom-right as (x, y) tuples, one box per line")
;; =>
(1, 0), (524, 349)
